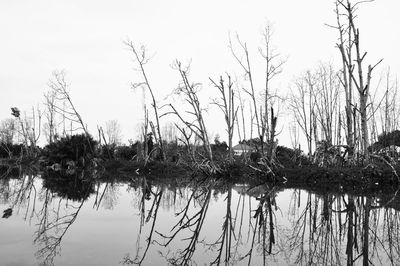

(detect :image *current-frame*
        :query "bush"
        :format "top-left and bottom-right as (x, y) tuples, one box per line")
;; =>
(370, 130), (400, 152)
(276, 146), (308, 167)
(43, 134), (97, 166)
(98, 143), (117, 159)
(250, 152), (262, 163)
(115, 143), (138, 160)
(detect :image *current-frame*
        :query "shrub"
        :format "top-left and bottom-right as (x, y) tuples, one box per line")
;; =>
(115, 143), (138, 160)
(276, 146), (308, 167)
(98, 143), (116, 159)
(370, 130), (400, 152)
(43, 134), (97, 166)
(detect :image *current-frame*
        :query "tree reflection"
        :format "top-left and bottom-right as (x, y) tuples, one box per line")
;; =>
(209, 188), (234, 265)
(3, 169), (400, 265)
(136, 182), (163, 264)
(240, 185), (279, 266)
(286, 188), (400, 266)
(0, 169), (96, 266)
(41, 170), (95, 201)
(156, 180), (211, 265)
(34, 196), (85, 266)
(33, 171), (95, 265)
(129, 181), (400, 265)
(126, 180), (283, 265)
(0, 169), (37, 221)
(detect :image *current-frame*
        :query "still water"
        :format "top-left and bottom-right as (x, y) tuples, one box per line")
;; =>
(0, 172), (399, 265)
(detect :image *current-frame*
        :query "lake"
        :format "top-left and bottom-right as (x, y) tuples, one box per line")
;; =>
(0, 171), (399, 265)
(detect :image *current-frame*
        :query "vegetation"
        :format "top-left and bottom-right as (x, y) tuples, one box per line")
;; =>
(42, 134), (97, 167)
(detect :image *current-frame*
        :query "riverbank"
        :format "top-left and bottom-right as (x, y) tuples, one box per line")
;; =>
(1, 157), (399, 193)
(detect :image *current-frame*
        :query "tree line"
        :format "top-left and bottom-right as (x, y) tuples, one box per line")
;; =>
(0, 0), (398, 174)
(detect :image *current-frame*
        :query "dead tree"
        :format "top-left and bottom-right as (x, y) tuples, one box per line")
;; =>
(259, 24), (286, 155)
(47, 70), (94, 153)
(104, 119), (122, 145)
(43, 90), (57, 144)
(312, 63), (341, 146)
(48, 71), (88, 135)
(290, 71), (317, 156)
(0, 119), (16, 158)
(229, 34), (261, 149)
(11, 106), (42, 157)
(165, 61), (214, 166)
(230, 24), (285, 156)
(210, 75), (238, 163)
(334, 0), (383, 158)
(27, 106), (42, 151)
(125, 40), (165, 161)
(235, 79), (247, 144)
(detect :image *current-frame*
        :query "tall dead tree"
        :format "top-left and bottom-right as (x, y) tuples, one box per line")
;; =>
(44, 90), (57, 144)
(230, 24), (284, 155)
(290, 71), (317, 156)
(48, 70), (94, 153)
(166, 61), (214, 165)
(210, 75), (238, 163)
(125, 39), (165, 161)
(334, 0), (355, 154)
(105, 119), (122, 145)
(229, 34), (261, 148)
(312, 63), (341, 146)
(334, 0), (383, 158)
(259, 24), (286, 155)
(48, 71), (89, 137)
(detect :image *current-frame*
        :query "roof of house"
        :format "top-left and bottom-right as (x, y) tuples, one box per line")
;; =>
(232, 144), (254, 151)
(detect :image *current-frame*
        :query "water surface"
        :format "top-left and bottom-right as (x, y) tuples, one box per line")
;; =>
(0, 172), (399, 265)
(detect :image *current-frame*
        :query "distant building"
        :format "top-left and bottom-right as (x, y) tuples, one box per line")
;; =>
(232, 144), (255, 156)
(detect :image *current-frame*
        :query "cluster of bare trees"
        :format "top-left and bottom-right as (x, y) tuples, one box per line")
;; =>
(0, 106), (43, 158)
(123, 22), (286, 173)
(289, 63), (341, 156)
(288, 0), (394, 165)
(229, 24), (285, 162)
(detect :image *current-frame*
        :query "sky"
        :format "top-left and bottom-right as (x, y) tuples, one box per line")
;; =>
(1, 0), (399, 147)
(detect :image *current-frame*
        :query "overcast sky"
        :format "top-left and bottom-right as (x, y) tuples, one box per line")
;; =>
(1, 0), (399, 146)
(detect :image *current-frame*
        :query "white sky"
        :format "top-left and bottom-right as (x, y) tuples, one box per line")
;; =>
(1, 0), (399, 147)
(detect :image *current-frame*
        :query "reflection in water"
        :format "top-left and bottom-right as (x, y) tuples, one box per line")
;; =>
(1, 170), (400, 265)
(286, 189), (400, 266)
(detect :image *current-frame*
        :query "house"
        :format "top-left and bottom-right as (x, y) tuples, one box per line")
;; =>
(232, 144), (255, 156)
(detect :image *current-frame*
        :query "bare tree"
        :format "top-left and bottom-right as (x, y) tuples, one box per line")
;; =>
(48, 71), (89, 136)
(43, 90), (57, 144)
(379, 68), (399, 135)
(334, 0), (383, 158)
(290, 71), (317, 155)
(210, 75), (238, 163)
(259, 23), (286, 155)
(312, 63), (341, 146)
(0, 118), (16, 144)
(10, 106), (42, 156)
(125, 39), (165, 161)
(230, 23), (285, 156)
(165, 61), (214, 167)
(26, 106), (42, 150)
(229, 34), (261, 148)
(161, 123), (178, 143)
(105, 119), (122, 145)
